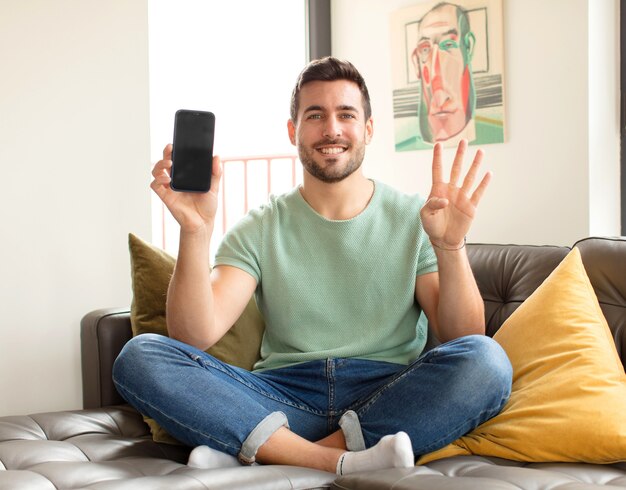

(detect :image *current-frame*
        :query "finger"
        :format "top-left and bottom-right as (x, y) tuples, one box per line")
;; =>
(423, 196), (449, 212)
(470, 171), (492, 206)
(153, 172), (171, 186)
(163, 143), (173, 160)
(210, 155), (222, 194)
(432, 142), (444, 184)
(151, 158), (172, 178)
(461, 148), (484, 195)
(150, 160), (173, 189)
(150, 178), (170, 201)
(449, 139), (468, 186)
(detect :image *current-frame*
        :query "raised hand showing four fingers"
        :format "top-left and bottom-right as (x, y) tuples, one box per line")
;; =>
(420, 139), (491, 250)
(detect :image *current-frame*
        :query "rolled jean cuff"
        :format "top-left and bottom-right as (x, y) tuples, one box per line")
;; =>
(238, 411), (289, 465)
(339, 410), (365, 451)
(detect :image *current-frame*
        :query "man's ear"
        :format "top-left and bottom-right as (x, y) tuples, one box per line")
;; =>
(365, 117), (374, 145)
(287, 119), (296, 146)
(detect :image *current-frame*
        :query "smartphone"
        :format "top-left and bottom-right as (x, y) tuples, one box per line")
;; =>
(170, 109), (215, 192)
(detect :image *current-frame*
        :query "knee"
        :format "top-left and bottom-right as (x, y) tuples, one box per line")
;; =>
(112, 333), (168, 385)
(457, 335), (513, 398)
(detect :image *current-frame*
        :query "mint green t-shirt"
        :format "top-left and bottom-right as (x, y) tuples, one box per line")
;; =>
(214, 181), (438, 371)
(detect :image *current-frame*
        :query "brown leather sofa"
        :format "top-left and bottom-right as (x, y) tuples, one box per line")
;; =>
(1, 237), (625, 489)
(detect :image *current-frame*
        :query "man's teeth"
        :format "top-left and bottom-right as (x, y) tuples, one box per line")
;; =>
(319, 147), (345, 155)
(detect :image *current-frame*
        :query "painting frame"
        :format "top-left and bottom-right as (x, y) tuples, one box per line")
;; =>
(390, 0), (505, 151)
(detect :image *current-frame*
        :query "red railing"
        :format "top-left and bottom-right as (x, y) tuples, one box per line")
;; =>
(220, 154), (300, 233)
(159, 154), (300, 251)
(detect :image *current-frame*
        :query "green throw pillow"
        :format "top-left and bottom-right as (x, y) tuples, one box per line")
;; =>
(128, 233), (265, 444)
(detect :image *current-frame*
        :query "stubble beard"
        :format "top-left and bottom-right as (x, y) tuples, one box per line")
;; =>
(298, 140), (366, 184)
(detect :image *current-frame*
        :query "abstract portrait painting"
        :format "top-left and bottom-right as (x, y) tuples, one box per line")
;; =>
(390, 0), (505, 151)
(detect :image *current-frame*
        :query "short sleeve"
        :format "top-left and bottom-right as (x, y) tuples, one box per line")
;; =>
(214, 208), (263, 283)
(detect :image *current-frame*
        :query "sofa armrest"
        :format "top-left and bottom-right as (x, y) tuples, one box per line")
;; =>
(81, 307), (132, 409)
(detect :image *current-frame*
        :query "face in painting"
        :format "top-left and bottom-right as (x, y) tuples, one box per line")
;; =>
(413, 3), (475, 143)
(288, 80), (373, 184)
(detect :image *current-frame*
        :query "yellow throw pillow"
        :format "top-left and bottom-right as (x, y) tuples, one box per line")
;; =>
(128, 233), (265, 443)
(419, 247), (626, 464)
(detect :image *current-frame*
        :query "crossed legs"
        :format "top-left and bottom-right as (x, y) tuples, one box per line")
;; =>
(113, 333), (511, 473)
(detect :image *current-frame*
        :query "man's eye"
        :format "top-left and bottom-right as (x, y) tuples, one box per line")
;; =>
(307, 114), (322, 120)
(340, 114), (355, 119)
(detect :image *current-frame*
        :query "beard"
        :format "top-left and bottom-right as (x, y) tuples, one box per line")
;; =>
(297, 138), (366, 184)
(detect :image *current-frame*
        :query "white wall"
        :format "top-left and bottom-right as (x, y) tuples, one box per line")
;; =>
(332, 0), (621, 245)
(0, 0), (151, 415)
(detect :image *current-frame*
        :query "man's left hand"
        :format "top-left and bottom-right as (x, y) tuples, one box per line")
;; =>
(420, 139), (491, 249)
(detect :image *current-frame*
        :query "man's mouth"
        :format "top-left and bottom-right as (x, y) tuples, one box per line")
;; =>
(315, 140), (350, 155)
(317, 145), (348, 155)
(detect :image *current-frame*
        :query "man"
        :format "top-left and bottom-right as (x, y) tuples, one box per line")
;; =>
(412, 2), (476, 144)
(113, 57), (511, 475)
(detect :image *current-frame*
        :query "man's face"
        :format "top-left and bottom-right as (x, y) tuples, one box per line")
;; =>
(414, 4), (473, 142)
(288, 80), (373, 184)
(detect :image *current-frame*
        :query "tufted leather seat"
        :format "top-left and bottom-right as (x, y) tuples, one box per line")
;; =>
(1, 237), (625, 489)
(0, 406), (334, 489)
(333, 457), (626, 489)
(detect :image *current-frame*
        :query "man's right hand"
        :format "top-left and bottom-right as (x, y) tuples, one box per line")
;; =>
(150, 144), (222, 234)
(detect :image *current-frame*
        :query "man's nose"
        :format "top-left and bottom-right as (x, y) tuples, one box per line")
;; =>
(322, 117), (342, 138)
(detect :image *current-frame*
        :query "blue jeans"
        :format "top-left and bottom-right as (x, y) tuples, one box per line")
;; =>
(112, 334), (511, 464)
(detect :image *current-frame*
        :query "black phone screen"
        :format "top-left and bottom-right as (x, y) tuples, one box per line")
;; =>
(171, 110), (215, 192)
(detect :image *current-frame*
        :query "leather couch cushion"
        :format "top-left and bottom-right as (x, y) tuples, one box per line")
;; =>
(0, 406), (335, 489)
(466, 243), (570, 337)
(420, 248), (626, 464)
(333, 456), (626, 489)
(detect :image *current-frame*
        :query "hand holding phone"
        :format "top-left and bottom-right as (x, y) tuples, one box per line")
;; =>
(170, 109), (215, 193)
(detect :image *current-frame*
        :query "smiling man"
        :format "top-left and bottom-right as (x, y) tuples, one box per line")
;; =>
(113, 57), (512, 476)
(412, 2), (476, 144)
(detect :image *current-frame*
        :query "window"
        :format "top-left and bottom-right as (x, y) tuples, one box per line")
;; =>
(148, 0), (308, 255)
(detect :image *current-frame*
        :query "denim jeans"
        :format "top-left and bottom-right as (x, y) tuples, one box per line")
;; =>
(112, 333), (512, 464)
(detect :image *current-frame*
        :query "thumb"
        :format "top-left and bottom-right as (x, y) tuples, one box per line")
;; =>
(424, 196), (449, 212)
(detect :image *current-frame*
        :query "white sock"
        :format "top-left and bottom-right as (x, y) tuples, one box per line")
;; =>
(187, 445), (241, 469)
(336, 432), (413, 475)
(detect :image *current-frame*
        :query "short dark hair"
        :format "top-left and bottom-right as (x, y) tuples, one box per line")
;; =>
(289, 57), (372, 122)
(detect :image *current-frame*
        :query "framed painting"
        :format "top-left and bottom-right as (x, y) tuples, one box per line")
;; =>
(390, 0), (505, 151)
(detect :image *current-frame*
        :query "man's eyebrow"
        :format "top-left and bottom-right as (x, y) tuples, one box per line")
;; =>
(303, 104), (359, 113)
(303, 105), (324, 113)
